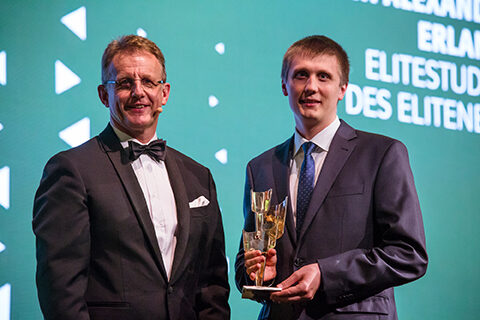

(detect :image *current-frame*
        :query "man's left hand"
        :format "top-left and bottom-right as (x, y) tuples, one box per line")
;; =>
(270, 263), (321, 303)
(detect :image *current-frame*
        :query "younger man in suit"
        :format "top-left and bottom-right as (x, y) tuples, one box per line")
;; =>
(235, 35), (427, 319)
(33, 35), (230, 320)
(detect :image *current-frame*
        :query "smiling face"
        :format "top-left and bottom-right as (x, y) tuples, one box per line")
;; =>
(98, 50), (170, 143)
(282, 53), (347, 139)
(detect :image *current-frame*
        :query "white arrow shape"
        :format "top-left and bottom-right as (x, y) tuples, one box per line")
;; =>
(215, 42), (225, 55)
(136, 28), (147, 38)
(60, 6), (86, 40)
(0, 242), (5, 253)
(0, 283), (11, 320)
(215, 148), (228, 164)
(0, 123), (3, 131)
(55, 60), (81, 94)
(0, 51), (6, 86)
(0, 167), (9, 210)
(59, 117), (90, 147)
(208, 95), (219, 108)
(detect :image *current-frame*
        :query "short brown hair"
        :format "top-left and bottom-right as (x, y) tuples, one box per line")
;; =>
(281, 35), (349, 85)
(101, 35), (166, 83)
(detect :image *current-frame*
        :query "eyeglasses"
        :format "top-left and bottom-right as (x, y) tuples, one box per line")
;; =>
(104, 78), (165, 91)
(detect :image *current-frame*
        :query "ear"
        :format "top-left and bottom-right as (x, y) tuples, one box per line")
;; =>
(337, 82), (348, 101)
(97, 85), (109, 108)
(161, 82), (171, 105)
(281, 81), (288, 96)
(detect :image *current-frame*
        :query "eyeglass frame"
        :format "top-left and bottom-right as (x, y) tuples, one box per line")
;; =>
(103, 78), (166, 91)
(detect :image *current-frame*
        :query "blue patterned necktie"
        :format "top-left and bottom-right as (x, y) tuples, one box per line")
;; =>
(296, 142), (316, 238)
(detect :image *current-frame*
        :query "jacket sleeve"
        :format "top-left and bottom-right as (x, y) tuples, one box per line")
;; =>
(195, 170), (231, 319)
(32, 153), (91, 320)
(318, 140), (428, 305)
(234, 162), (257, 292)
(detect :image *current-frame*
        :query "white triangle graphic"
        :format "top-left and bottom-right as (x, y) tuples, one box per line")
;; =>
(60, 6), (86, 40)
(215, 42), (225, 55)
(208, 95), (219, 107)
(0, 167), (9, 210)
(215, 148), (228, 164)
(55, 60), (81, 94)
(0, 51), (6, 86)
(0, 242), (5, 253)
(0, 283), (11, 320)
(59, 117), (90, 148)
(136, 28), (147, 38)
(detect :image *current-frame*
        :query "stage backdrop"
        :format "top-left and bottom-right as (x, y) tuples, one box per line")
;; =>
(0, 0), (479, 319)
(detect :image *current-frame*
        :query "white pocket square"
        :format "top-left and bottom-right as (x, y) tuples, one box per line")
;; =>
(189, 196), (210, 208)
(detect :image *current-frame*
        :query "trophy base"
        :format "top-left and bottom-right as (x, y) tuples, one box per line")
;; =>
(241, 285), (282, 300)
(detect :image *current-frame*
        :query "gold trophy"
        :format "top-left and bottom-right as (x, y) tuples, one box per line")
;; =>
(251, 189), (272, 234)
(242, 190), (287, 299)
(263, 196), (288, 248)
(242, 229), (274, 286)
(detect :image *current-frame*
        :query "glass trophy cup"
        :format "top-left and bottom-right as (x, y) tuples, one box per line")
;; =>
(242, 190), (287, 299)
(251, 189), (272, 235)
(242, 229), (274, 286)
(263, 196), (288, 249)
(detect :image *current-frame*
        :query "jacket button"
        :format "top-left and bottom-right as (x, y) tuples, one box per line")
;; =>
(294, 258), (303, 267)
(167, 286), (174, 294)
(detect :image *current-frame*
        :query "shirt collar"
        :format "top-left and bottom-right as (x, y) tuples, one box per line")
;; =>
(293, 116), (340, 157)
(111, 123), (158, 149)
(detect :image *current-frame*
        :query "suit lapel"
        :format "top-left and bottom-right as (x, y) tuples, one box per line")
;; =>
(164, 149), (191, 284)
(297, 121), (357, 243)
(98, 125), (168, 280)
(272, 137), (297, 246)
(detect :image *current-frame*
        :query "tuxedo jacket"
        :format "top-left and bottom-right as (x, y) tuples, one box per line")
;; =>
(33, 125), (230, 320)
(235, 120), (427, 320)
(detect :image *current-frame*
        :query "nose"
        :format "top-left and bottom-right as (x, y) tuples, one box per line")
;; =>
(304, 76), (318, 93)
(131, 79), (145, 97)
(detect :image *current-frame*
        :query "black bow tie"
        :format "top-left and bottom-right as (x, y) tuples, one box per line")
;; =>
(128, 139), (166, 162)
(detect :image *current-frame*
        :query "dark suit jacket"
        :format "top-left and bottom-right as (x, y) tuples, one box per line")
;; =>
(33, 125), (230, 320)
(235, 120), (427, 320)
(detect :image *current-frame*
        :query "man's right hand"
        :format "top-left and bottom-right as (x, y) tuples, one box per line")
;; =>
(244, 248), (277, 282)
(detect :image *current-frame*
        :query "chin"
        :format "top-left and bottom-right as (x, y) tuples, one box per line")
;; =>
(300, 112), (322, 121)
(127, 115), (155, 125)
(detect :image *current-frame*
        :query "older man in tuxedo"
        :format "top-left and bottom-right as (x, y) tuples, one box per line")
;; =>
(235, 35), (427, 319)
(33, 35), (230, 320)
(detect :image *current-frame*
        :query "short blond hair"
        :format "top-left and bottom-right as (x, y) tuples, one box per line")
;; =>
(101, 35), (166, 83)
(281, 35), (349, 85)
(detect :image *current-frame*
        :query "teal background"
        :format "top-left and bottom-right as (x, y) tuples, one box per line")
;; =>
(0, 0), (479, 319)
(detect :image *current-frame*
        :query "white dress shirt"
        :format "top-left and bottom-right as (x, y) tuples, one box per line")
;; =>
(289, 116), (340, 226)
(112, 126), (177, 280)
